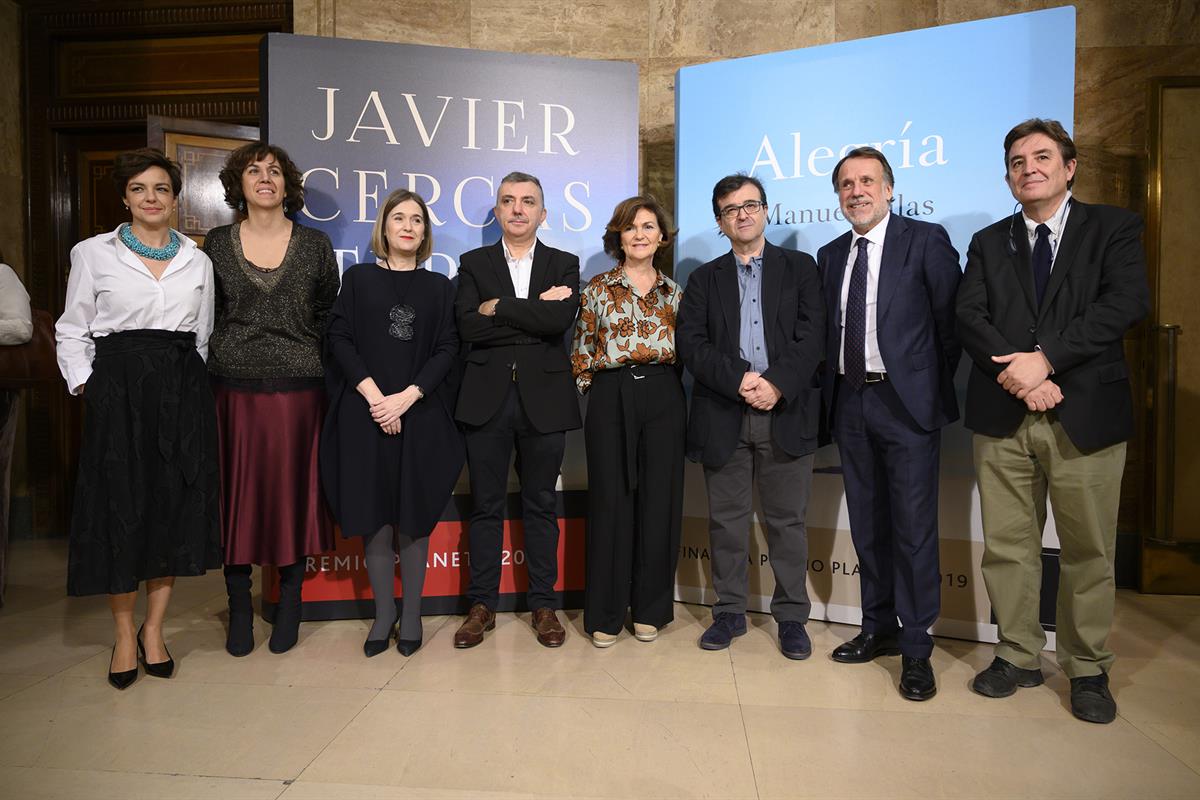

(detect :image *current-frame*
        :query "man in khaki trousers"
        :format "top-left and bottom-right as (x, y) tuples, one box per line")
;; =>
(956, 119), (1149, 724)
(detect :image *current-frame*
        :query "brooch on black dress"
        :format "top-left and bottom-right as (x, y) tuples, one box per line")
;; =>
(389, 304), (415, 340)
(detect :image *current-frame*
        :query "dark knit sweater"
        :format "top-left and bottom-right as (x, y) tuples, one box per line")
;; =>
(203, 222), (340, 382)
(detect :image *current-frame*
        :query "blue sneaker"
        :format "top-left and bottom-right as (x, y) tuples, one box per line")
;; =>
(778, 621), (812, 660)
(700, 612), (747, 650)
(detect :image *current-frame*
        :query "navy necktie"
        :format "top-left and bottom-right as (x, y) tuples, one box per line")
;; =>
(1032, 223), (1052, 307)
(844, 238), (869, 389)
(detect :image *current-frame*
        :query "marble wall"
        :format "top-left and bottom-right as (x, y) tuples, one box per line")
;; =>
(293, 0), (1200, 216)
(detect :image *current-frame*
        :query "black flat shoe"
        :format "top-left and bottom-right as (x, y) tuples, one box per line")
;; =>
(396, 638), (422, 657)
(108, 647), (138, 690)
(137, 624), (175, 679)
(971, 656), (1043, 698)
(1070, 673), (1117, 724)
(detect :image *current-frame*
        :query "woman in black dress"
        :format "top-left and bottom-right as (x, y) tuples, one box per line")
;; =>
(204, 142), (339, 656)
(320, 189), (464, 657)
(55, 148), (220, 688)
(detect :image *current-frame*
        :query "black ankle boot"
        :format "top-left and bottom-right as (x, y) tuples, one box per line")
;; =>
(224, 565), (254, 657)
(269, 562), (305, 654)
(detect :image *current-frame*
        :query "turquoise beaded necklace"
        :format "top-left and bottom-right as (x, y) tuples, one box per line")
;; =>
(119, 223), (181, 261)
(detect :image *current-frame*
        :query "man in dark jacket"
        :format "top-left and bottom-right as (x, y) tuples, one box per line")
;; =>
(452, 172), (581, 649)
(677, 174), (825, 660)
(956, 119), (1149, 723)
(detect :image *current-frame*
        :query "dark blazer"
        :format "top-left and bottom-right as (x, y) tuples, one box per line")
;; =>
(454, 239), (583, 433)
(817, 214), (962, 433)
(677, 240), (825, 468)
(955, 200), (1150, 452)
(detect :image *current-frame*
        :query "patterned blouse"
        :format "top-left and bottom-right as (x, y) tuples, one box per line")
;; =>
(570, 265), (682, 394)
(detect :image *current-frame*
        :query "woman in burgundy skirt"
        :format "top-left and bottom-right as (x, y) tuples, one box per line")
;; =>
(204, 142), (340, 655)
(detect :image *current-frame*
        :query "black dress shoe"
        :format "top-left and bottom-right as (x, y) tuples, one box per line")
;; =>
(396, 638), (422, 657)
(136, 625), (175, 679)
(108, 647), (138, 690)
(971, 656), (1044, 698)
(899, 656), (936, 701)
(831, 631), (900, 663)
(1070, 673), (1116, 724)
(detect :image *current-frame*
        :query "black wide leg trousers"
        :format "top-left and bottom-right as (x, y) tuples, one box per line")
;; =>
(583, 364), (685, 635)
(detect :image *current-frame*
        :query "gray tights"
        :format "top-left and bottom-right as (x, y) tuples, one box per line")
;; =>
(363, 526), (429, 642)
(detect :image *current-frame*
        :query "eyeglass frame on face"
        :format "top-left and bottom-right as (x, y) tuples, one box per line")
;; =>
(717, 200), (766, 220)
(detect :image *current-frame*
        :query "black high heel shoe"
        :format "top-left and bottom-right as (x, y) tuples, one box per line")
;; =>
(396, 638), (422, 657)
(363, 637), (390, 657)
(363, 624), (394, 658)
(137, 624), (175, 679)
(108, 646), (138, 690)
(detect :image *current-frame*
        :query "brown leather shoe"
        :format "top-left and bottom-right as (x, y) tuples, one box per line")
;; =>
(453, 603), (495, 649)
(531, 607), (565, 648)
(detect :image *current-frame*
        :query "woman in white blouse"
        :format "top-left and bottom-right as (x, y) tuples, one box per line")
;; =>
(56, 148), (221, 690)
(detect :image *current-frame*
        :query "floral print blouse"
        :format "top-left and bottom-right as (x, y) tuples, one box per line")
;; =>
(570, 265), (682, 394)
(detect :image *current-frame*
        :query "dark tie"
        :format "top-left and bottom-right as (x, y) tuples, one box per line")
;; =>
(1032, 223), (1052, 307)
(844, 237), (869, 389)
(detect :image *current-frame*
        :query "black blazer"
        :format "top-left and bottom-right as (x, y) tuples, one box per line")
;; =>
(955, 200), (1150, 452)
(677, 241), (825, 468)
(454, 239), (583, 433)
(817, 214), (962, 433)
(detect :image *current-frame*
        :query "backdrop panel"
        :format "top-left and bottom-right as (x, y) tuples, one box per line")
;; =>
(261, 33), (638, 616)
(673, 7), (1076, 644)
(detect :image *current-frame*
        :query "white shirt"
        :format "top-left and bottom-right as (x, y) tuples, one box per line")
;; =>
(56, 226), (214, 394)
(0, 263), (33, 345)
(838, 214), (889, 374)
(501, 238), (536, 300)
(1022, 191), (1072, 269)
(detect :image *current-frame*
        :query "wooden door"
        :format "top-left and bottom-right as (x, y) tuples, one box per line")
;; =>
(1143, 77), (1200, 594)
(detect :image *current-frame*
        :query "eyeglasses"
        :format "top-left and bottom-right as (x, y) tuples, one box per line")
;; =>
(718, 200), (765, 220)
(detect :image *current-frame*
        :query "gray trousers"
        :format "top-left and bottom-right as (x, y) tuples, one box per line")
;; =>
(703, 409), (813, 623)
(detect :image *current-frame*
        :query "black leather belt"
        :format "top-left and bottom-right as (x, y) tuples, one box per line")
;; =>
(593, 363), (674, 489)
(863, 371), (888, 383)
(624, 362), (670, 380)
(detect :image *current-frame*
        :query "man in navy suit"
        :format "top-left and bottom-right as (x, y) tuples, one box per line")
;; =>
(678, 174), (825, 660)
(816, 147), (961, 700)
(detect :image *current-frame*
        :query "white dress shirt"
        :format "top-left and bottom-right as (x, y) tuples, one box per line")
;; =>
(56, 226), (214, 394)
(0, 263), (33, 345)
(838, 214), (889, 374)
(501, 238), (536, 299)
(1022, 191), (1072, 269)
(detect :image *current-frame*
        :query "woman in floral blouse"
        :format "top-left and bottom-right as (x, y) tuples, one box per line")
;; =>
(571, 195), (685, 648)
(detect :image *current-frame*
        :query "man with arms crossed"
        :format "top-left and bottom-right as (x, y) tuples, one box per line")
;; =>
(818, 147), (961, 700)
(453, 172), (581, 649)
(677, 174), (825, 659)
(956, 120), (1149, 722)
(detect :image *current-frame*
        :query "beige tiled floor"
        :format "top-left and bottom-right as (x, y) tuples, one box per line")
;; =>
(1, 539), (1198, 800)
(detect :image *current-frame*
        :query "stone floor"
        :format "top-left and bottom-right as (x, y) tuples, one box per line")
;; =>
(0, 538), (1197, 799)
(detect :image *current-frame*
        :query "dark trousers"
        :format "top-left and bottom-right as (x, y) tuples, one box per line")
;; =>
(583, 366), (685, 635)
(0, 390), (17, 604)
(703, 409), (813, 623)
(833, 377), (941, 658)
(464, 381), (566, 610)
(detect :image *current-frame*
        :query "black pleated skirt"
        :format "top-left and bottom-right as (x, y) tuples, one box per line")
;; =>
(68, 329), (221, 596)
